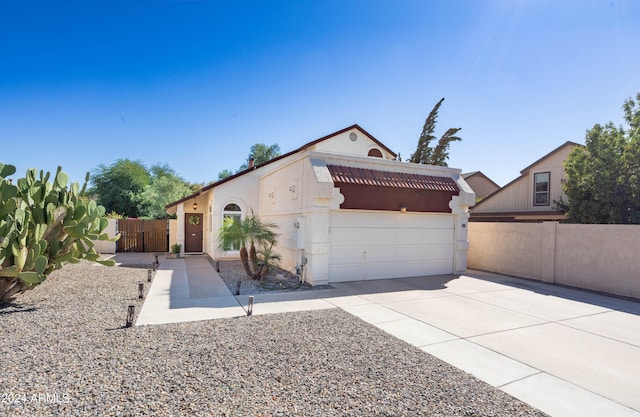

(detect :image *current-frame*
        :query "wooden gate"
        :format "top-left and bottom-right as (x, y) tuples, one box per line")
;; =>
(117, 219), (168, 252)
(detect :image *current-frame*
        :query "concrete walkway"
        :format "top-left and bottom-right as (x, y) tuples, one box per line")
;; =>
(118, 254), (640, 417)
(134, 255), (246, 324)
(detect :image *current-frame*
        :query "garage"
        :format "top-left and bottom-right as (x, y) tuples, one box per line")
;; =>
(326, 164), (461, 283)
(328, 211), (454, 282)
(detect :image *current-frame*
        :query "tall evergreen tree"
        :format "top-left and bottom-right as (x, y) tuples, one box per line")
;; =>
(410, 98), (462, 166)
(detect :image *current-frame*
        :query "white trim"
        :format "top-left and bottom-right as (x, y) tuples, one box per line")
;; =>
(220, 201), (244, 256)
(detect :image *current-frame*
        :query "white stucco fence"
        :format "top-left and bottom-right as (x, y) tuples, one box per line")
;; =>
(92, 218), (117, 254)
(468, 222), (640, 300)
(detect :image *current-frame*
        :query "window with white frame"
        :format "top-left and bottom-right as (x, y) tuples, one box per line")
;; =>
(534, 172), (550, 206)
(222, 203), (242, 251)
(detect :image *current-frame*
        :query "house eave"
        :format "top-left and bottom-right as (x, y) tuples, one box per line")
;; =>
(519, 141), (581, 175)
(166, 124), (398, 210)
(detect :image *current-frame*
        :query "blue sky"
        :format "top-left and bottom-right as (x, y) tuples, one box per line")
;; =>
(1, 0), (639, 187)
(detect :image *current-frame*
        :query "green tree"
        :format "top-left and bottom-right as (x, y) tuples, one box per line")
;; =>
(562, 92), (640, 224)
(217, 169), (234, 180)
(238, 143), (281, 171)
(90, 159), (150, 217)
(410, 98), (462, 166)
(186, 181), (206, 193)
(1, 164), (117, 304)
(91, 160), (201, 219)
(217, 143), (281, 179)
(139, 163), (192, 219)
(218, 211), (279, 280)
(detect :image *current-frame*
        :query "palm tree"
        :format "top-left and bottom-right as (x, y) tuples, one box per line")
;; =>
(218, 211), (279, 280)
(256, 242), (282, 281)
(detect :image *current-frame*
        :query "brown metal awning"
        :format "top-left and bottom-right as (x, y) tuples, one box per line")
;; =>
(327, 164), (459, 213)
(327, 165), (459, 192)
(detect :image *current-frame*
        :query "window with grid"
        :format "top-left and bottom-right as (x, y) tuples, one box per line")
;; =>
(534, 172), (550, 206)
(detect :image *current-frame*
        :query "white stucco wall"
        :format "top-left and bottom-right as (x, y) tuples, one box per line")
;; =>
(256, 152), (335, 283)
(310, 128), (395, 160)
(93, 218), (117, 254)
(208, 170), (261, 259)
(168, 219), (178, 252)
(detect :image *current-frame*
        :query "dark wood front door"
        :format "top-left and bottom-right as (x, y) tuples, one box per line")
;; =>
(185, 213), (203, 253)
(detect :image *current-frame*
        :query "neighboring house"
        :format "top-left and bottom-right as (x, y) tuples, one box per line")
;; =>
(470, 141), (580, 222)
(166, 124), (476, 285)
(461, 171), (501, 200)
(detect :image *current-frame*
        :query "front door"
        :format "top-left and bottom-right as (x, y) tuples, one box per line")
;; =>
(185, 213), (203, 253)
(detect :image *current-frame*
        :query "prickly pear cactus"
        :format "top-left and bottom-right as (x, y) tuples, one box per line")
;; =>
(0, 163), (119, 303)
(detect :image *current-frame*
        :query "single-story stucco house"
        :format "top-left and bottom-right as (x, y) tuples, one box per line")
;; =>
(166, 124), (476, 285)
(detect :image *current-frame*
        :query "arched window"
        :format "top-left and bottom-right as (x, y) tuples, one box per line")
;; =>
(224, 203), (241, 212)
(368, 148), (383, 158)
(222, 203), (242, 251)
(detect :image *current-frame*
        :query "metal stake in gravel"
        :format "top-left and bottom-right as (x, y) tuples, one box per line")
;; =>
(216, 260), (220, 272)
(138, 283), (144, 299)
(125, 305), (135, 327)
(147, 269), (152, 282)
(155, 254), (159, 265)
(234, 280), (241, 296)
(247, 296), (254, 316)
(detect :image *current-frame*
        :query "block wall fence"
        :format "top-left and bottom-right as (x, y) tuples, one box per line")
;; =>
(468, 222), (640, 300)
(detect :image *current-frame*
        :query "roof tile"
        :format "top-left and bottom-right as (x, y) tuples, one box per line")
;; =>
(327, 165), (459, 192)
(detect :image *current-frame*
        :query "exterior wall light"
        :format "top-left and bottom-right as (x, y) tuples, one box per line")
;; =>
(193, 199), (198, 211)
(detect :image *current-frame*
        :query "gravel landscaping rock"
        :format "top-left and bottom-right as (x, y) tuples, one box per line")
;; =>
(1, 261), (548, 416)
(215, 259), (333, 295)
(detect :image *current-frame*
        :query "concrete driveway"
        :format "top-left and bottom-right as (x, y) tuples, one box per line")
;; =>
(121, 254), (640, 417)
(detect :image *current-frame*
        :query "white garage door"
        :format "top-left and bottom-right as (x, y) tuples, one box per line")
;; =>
(328, 211), (454, 282)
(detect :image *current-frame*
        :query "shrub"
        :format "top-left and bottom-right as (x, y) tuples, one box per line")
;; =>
(0, 164), (118, 304)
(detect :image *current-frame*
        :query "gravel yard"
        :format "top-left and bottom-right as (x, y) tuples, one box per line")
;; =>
(1, 261), (548, 416)
(215, 259), (333, 295)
